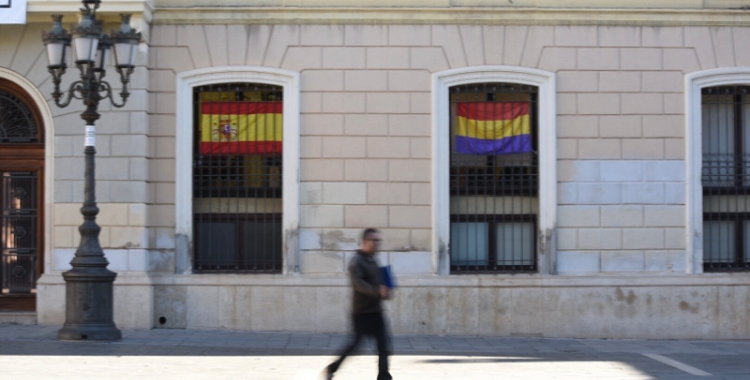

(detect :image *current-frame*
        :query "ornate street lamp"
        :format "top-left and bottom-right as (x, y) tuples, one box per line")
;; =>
(42, 0), (141, 341)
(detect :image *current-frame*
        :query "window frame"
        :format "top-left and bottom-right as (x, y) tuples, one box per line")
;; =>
(175, 67), (300, 275)
(432, 66), (557, 276)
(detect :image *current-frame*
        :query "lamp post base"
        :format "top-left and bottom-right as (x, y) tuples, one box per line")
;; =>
(57, 267), (121, 341)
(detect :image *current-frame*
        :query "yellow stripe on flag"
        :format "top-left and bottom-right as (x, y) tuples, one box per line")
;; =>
(456, 114), (530, 140)
(200, 114), (283, 143)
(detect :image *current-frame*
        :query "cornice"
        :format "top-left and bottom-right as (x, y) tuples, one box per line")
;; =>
(150, 7), (750, 26)
(26, 0), (154, 23)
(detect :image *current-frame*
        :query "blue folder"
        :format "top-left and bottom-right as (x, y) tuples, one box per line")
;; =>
(380, 265), (397, 289)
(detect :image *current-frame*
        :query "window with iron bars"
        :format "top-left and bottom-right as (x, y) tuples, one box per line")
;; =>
(449, 82), (538, 273)
(702, 85), (750, 271)
(192, 83), (283, 273)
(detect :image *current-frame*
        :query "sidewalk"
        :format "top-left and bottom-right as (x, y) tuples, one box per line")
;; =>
(1, 324), (749, 379)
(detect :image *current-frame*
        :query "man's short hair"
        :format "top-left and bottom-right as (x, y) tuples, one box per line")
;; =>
(362, 228), (380, 241)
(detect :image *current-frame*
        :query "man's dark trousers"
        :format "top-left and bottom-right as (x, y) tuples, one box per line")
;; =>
(329, 312), (392, 380)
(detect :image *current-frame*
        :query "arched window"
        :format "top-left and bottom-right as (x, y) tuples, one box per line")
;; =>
(192, 82), (283, 272)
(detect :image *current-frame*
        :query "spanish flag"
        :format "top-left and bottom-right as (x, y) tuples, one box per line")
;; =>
(200, 101), (282, 155)
(455, 102), (532, 155)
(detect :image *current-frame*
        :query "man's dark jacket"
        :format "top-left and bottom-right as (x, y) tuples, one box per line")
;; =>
(349, 250), (383, 315)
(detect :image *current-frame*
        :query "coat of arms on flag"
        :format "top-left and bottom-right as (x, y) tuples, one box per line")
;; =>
(199, 100), (283, 155)
(454, 102), (532, 155)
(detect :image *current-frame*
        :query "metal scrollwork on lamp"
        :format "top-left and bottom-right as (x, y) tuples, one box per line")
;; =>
(42, 0), (141, 341)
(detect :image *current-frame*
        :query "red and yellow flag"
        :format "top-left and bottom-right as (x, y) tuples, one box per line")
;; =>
(199, 101), (283, 155)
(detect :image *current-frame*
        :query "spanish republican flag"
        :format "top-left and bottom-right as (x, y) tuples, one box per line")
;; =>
(455, 102), (532, 155)
(200, 101), (282, 155)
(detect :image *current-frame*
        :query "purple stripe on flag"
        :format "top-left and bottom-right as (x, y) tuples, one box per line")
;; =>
(455, 134), (532, 155)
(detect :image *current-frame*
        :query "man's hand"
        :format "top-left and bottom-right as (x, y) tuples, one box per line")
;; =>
(379, 285), (390, 300)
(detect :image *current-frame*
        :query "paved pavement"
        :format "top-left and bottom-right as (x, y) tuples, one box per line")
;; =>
(1, 324), (749, 379)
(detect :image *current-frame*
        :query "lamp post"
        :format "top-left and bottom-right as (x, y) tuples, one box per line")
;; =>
(42, 0), (141, 341)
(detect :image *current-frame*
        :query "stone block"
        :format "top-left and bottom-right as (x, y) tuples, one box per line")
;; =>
(665, 182), (686, 204)
(389, 251), (433, 274)
(433, 25), (468, 68)
(322, 228), (361, 251)
(579, 139), (621, 159)
(150, 159), (175, 182)
(322, 136), (366, 158)
(461, 25), (486, 66)
(367, 137), (410, 158)
(521, 26), (555, 68)
(555, 26), (597, 46)
(643, 115), (684, 138)
(537, 47), (577, 71)
(665, 138), (685, 159)
(644, 160), (685, 182)
(301, 114), (344, 135)
(622, 93), (663, 115)
(734, 27), (750, 66)
(557, 160), (600, 182)
(129, 203), (148, 227)
(300, 182), (323, 205)
(323, 182), (367, 204)
(599, 72), (641, 93)
(558, 182), (578, 204)
(578, 93), (620, 115)
(389, 206), (430, 228)
(301, 205), (345, 228)
(483, 26), (505, 65)
(558, 115), (599, 137)
(345, 159), (388, 181)
(322, 47), (366, 69)
(111, 135), (148, 157)
(299, 228), (322, 250)
(367, 93), (410, 114)
(98, 203), (130, 226)
(623, 228), (665, 249)
(600, 115), (642, 138)
(410, 137), (431, 159)
(176, 26), (211, 69)
(445, 287), (480, 335)
(251, 286), (284, 331)
(410, 47), (450, 72)
(557, 228), (578, 250)
(344, 70), (387, 91)
(345, 25), (388, 46)
(601, 251), (645, 272)
(154, 92), (175, 114)
(154, 183), (176, 204)
(301, 25), (344, 46)
(622, 138), (664, 159)
(246, 25), (273, 66)
(577, 48), (619, 70)
(344, 114), (388, 136)
(151, 25), (176, 46)
(390, 115), (430, 136)
(621, 48), (662, 70)
(301, 93), (322, 113)
(344, 205), (387, 228)
(598, 26), (640, 47)
(411, 92), (431, 114)
(601, 205), (643, 227)
(389, 159), (430, 182)
(642, 27), (683, 47)
(54, 158), (83, 180)
(128, 249), (150, 271)
(600, 160), (643, 182)
(390, 25), (431, 46)
(54, 226), (75, 248)
(558, 139), (577, 159)
(149, 114), (175, 137)
(302, 70), (344, 91)
(264, 25), (300, 68)
(557, 251), (600, 274)
(643, 71), (683, 93)
(302, 251), (345, 274)
(498, 25), (526, 66)
(227, 25), (249, 66)
(645, 250), (687, 273)
(149, 250), (174, 273)
(204, 25), (228, 66)
(322, 92), (366, 113)
(644, 205), (685, 227)
(149, 69), (176, 92)
(110, 227), (149, 249)
(622, 183), (666, 204)
(557, 93), (577, 115)
(155, 137), (176, 159)
(367, 47), (410, 69)
(368, 182), (410, 205)
(410, 183), (430, 205)
(300, 136), (322, 158)
(315, 287), (349, 333)
(558, 206), (600, 227)
(577, 183), (621, 205)
(389, 70), (430, 92)
(665, 228), (687, 249)
(557, 71), (598, 92)
(663, 48), (701, 73)
(685, 27), (717, 70)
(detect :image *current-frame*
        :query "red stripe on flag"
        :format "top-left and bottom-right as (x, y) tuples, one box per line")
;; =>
(201, 101), (283, 115)
(456, 102), (529, 121)
(200, 141), (282, 155)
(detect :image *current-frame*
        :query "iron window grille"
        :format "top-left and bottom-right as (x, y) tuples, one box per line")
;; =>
(702, 86), (750, 271)
(449, 82), (538, 273)
(192, 83), (283, 273)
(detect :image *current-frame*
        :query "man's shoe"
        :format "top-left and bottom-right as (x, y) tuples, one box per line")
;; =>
(321, 365), (334, 380)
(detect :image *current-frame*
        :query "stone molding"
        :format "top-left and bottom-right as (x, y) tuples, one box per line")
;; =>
(685, 67), (750, 275)
(174, 66), (301, 275)
(431, 66), (556, 276)
(26, 0), (154, 22)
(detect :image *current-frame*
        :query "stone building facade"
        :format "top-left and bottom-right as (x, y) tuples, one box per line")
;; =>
(1, 0), (750, 338)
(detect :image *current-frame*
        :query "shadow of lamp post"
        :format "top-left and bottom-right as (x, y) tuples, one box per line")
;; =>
(42, 0), (141, 341)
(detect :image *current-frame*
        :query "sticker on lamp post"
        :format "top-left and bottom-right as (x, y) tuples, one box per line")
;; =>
(85, 125), (95, 147)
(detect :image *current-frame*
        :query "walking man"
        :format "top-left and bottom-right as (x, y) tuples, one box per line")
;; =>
(324, 228), (392, 380)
